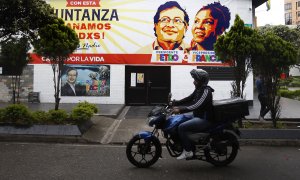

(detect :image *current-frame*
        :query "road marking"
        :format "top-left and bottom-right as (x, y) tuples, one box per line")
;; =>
(100, 106), (130, 144)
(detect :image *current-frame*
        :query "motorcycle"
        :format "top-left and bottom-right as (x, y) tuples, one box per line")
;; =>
(126, 94), (249, 168)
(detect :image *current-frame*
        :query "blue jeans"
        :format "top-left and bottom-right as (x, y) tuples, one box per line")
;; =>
(178, 117), (211, 152)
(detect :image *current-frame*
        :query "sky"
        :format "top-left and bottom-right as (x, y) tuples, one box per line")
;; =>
(255, 0), (285, 26)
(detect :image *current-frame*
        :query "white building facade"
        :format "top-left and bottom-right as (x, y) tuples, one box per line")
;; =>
(28, 0), (266, 105)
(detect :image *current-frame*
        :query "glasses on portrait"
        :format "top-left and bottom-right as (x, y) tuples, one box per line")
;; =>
(158, 17), (185, 26)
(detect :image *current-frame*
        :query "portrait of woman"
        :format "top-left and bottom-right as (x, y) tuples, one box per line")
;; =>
(190, 2), (231, 51)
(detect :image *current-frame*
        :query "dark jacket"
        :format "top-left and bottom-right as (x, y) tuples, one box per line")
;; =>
(61, 83), (86, 96)
(255, 78), (267, 96)
(173, 85), (214, 121)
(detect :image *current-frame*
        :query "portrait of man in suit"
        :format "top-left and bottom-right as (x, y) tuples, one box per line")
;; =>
(61, 67), (86, 96)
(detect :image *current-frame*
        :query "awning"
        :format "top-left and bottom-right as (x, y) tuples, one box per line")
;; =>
(253, 0), (268, 8)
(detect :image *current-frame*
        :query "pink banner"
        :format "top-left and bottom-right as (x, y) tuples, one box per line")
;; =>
(29, 53), (229, 66)
(66, 0), (100, 7)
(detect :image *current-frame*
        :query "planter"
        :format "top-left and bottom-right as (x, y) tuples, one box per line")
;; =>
(0, 119), (94, 136)
(240, 129), (300, 139)
(0, 124), (81, 136)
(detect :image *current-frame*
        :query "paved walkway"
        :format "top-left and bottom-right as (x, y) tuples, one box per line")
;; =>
(246, 92), (300, 121)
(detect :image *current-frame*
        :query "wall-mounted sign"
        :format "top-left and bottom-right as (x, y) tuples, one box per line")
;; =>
(130, 73), (136, 87)
(137, 73), (144, 83)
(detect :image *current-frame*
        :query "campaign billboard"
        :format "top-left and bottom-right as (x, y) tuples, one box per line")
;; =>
(30, 0), (247, 65)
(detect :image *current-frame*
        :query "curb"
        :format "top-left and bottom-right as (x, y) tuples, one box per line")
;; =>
(1, 134), (300, 146)
(95, 105), (126, 119)
(239, 139), (300, 146)
(0, 134), (87, 144)
(109, 139), (300, 147)
(244, 120), (300, 123)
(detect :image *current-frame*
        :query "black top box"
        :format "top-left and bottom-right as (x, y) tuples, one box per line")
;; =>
(213, 98), (249, 122)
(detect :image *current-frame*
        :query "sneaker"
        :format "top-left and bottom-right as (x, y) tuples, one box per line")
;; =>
(177, 150), (193, 160)
(259, 116), (266, 122)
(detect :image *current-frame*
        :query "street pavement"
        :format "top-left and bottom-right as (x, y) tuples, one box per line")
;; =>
(1, 92), (300, 145)
(1, 142), (300, 180)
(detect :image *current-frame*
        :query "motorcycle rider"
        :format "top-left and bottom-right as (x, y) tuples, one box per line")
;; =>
(172, 68), (214, 160)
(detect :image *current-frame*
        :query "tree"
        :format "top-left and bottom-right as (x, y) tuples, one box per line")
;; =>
(0, 0), (56, 102)
(34, 18), (79, 110)
(253, 31), (297, 127)
(0, 0), (55, 43)
(0, 37), (30, 103)
(259, 25), (300, 72)
(214, 15), (262, 99)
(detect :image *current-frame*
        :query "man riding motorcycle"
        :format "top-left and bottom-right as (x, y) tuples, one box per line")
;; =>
(172, 69), (214, 160)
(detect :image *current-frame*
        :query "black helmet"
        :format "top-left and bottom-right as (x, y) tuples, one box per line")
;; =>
(190, 69), (209, 85)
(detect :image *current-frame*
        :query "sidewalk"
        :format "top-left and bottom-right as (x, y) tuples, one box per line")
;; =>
(246, 93), (300, 121)
(105, 105), (300, 146)
(1, 95), (300, 145)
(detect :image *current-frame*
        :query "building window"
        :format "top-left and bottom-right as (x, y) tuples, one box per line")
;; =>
(285, 12), (292, 25)
(298, 1), (300, 7)
(197, 66), (235, 81)
(298, 11), (300, 17)
(285, 3), (292, 10)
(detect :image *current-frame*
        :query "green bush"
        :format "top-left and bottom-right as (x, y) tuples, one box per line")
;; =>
(294, 90), (300, 96)
(279, 77), (292, 87)
(31, 111), (49, 124)
(76, 101), (98, 113)
(48, 109), (68, 124)
(0, 108), (5, 123)
(280, 86), (288, 90)
(71, 106), (94, 125)
(242, 121), (253, 129)
(279, 89), (300, 99)
(280, 76), (300, 87)
(2, 104), (33, 126)
(279, 89), (294, 98)
(276, 121), (287, 129)
(0, 102), (98, 126)
(290, 81), (300, 87)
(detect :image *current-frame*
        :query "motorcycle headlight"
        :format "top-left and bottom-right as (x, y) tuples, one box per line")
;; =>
(147, 116), (157, 127)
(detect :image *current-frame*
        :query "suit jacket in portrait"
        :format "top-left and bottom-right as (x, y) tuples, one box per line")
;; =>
(61, 83), (86, 96)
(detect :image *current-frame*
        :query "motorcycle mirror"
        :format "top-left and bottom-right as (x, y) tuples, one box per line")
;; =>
(168, 93), (172, 103)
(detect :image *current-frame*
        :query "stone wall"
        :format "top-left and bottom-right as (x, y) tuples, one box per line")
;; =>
(0, 65), (34, 102)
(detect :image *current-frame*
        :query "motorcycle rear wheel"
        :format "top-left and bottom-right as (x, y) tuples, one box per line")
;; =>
(126, 135), (162, 168)
(205, 133), (239, 167)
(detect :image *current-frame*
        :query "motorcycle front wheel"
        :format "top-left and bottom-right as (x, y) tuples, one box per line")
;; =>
(204, 133), (239, 167)
(126, 135), (162, 168)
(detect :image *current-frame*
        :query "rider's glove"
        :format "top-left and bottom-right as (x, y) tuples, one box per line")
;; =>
(172, 107), (180, 114)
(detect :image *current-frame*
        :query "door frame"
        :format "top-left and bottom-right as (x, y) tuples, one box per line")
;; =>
(125, 66), (171, 106)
